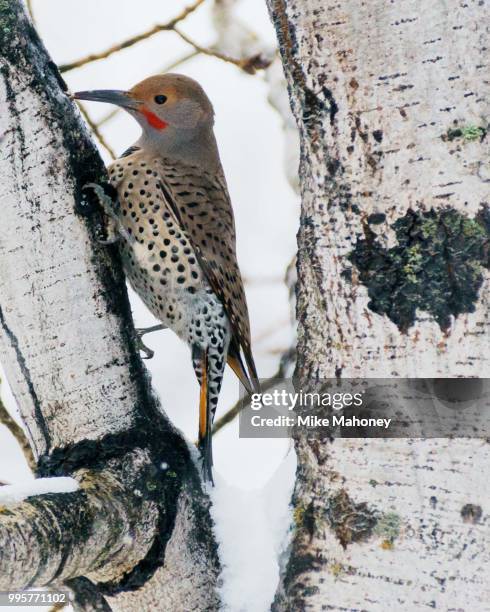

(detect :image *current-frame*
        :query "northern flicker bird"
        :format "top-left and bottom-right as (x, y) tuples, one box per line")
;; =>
(74, 74), (258, 483)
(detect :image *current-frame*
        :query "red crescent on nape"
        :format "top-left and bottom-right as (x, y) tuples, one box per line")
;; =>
(141, 108), (168, 130)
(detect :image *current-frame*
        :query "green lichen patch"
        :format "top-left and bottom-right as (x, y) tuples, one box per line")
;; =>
(444, 125), (487, 142)
(374, 511), (401, 544)
(346, 207), (490, 332)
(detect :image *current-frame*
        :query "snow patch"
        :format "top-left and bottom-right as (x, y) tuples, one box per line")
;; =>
(210, 449), (296, 612)
(0, 477), (79, 506)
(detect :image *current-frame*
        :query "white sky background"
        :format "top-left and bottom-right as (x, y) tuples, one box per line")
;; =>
(0, 1), (299, 610)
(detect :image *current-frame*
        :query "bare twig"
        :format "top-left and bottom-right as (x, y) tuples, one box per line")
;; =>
(48, 602), (67, 612)
(96, 107), (120, 128)
(211, 347), (296, 437)
(174, 27), (272, 74)
(77, 102), (116, 160)
(252, 318), (291, 345)
(0, 394), (35, 472)
(59, 0), (206, 72)
(242, 274), (285, 286)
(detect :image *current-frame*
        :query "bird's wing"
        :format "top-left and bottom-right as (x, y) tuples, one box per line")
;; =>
(156, 158), (258, 389)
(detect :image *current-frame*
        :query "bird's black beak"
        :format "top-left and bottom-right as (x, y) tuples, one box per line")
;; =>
(71, 89), (140, 110)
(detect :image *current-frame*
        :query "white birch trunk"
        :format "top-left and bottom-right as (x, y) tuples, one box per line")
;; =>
(266, 0), (490, 609)
(0, 2), (220, 610)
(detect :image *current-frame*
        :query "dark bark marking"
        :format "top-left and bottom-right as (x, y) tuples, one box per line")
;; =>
(326, 489), (378, 548)
(0, 305), (50, 452)
(345, 207), (490, 332)
(461, 503), (482, 524)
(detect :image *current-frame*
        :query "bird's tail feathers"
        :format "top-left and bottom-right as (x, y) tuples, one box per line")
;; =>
(227, 340), (260, 394)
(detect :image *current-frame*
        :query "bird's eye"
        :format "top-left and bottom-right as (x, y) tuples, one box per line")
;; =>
(154, 95), (167, 105)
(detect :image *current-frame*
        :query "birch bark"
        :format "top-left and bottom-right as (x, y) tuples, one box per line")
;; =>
(266, 0), (490, 609)
(0, 2), (219, 609)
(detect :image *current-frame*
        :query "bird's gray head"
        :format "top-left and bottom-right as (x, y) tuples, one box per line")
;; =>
(73, 74), (217, 164)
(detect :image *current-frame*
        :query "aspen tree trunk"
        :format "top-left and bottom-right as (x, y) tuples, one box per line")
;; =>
(0, 2), (220, 610)
(267, 0), (490, 610)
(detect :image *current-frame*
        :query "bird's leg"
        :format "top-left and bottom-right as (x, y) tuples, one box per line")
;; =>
(134, 323), (167, 360)
(83, 183), (135, 246)
(136, 323), (167, 336)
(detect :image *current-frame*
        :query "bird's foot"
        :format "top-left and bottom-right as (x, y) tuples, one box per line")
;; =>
(135, 324), (166, 359)
(83, 182), (134, 246)
(135, 334), (154, 360)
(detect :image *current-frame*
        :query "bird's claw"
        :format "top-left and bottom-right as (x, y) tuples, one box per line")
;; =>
(135, 333), (155, 360)
(134, 324), (166, 359)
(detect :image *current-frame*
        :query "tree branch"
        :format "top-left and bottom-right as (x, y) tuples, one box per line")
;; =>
(58, 0), (206, 72)
(0, 2), (220, 607)
(0, 393), (35, 472)
(0, 451), (159, 589)
(174, 27), (272, 74)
